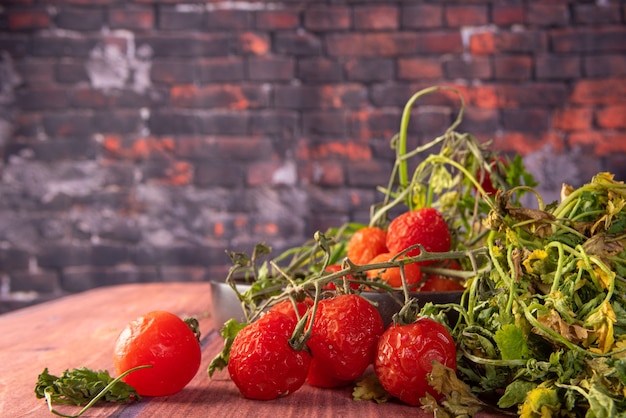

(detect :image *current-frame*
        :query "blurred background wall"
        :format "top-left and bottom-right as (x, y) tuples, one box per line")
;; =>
(0, 0), (625, 312)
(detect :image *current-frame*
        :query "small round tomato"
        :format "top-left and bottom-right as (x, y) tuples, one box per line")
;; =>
(113, 310), (201, 397)
(323, 264), (360, 290)
(228, 310), (311, 400)
(375, 317), (457, 406)
(306, 294), (384, 385)
(366, 252), (422, 289)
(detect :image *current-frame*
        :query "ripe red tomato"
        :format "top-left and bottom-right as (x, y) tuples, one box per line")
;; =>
(365, 252), (422, 289)
(269, 297), (313, 321)
(306, 294), (384, 387)
(113, 310), (201, 397)
(476, 157), (506, 196)
(420, 259), (465, 291)
(385, 208), (451, 265)
(228, 310), (311, 400)
(374, 317), (457, 405)
(322, 264), (360, 290)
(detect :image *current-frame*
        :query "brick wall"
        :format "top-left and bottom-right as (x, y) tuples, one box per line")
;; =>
(0, 0), (625, 312)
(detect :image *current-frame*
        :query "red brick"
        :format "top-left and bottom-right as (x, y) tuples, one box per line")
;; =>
(444, 56), (492, 80)
(299, 161), (345, 187)
(349, 109), (401, 142)
(574, 4), (622, 25)
(16, 59), (55, 85)
(16, 87), (69, 110)
(353, 5), (398, 30)
(494, 31), (548, 53)
(458, 107), (499, 135)
(552, 107), (594, 131)
(327, 32), (461, 57)
(469, 31), (495, 55)
(8, 9), (51, 30)
(493, 132), (558, 154)
(346, 160), (392, 188)
(246, 161), (284, 186)
(255, 10), (300, 30)
(275, 31), (323, 56)
(344, 58), (394, 82)
(397, 58), (443, 80)
(274, 84), (367, 110)
(571, 79), (626, 105)
(69, 87), (111, 108)
(176, 136), (274, 161)
(205, 9), (253, 30)
(570, 132), (626, 157)
(138, 34), (231, 57)
(304, 5), (350, 31)
(248, 56), (294, 81)
(401, 4), (443, 29)
(445, 4), (488, 27)
(535, 55), (581, 79)
(298, 141), (371, 161)
(502, 108), (551, 132)
(495, 83), (569, 108)
(302, 111), (347, 139)
(494, 55), (533, 81)
(493, 4), (525, 26)
(466, 85), (499, 109)
(236, 32), (270, 55)
(297, 57), (342, 82)
(584, 55), (626, 78)
(551, 27), (626, 53)
(596, 105), (626, 129)
(527, 4), (570, 26)
(109, 6), (154, 30)
(170, 84), (269, 109)
(56, 6), (106, 31)
(158, 6), (204, 30)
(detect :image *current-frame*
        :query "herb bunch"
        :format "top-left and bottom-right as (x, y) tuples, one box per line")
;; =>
(441, 173), (626, 417)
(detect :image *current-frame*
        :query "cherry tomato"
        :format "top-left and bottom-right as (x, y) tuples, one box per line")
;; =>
(306, 294), (384, 386)
(228, 310), (311, 400)
(113, 310), (201, 397)
(420, 276), (465, 291)
(374, 317), (457, 405)
(323, 264), (360, 290)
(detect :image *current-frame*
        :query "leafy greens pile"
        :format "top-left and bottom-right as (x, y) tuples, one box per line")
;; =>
(445, 173), (626, 417)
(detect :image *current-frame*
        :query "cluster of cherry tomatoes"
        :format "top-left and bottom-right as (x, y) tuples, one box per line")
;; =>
(227, 207), (460, 405)
(111, 207), (461, 406)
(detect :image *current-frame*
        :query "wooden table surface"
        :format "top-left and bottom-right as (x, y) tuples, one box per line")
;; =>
(0, 282), (510, 417)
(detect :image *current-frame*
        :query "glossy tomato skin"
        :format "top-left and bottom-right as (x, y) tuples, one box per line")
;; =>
(113, 310), (201, 397)
(306, 294), (384, 386)
(386, 208), (451, 265)
(228, 310), (311, 400)
(375, 317), (457, 406)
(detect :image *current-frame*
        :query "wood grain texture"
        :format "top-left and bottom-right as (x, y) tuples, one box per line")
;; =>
(0, 283), (510, 417)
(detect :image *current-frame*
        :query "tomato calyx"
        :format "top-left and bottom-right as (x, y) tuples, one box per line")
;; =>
(184, 317), (201, 342)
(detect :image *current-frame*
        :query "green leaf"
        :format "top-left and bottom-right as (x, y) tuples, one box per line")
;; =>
(494, 323), (530, 360)
(498, 380), (537, 409)
(35, 367), (140, 406)
(207, 318), (246, 378)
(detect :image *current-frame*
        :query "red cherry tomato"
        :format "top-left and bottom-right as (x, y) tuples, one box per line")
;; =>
(375, 317), (457, 405)
(420, 276), (465, 291)
(476, 157), (506, 196)
(113, 311), (201, 397)
(323, 264), (360, 290)
(228, 310), (311, 400)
